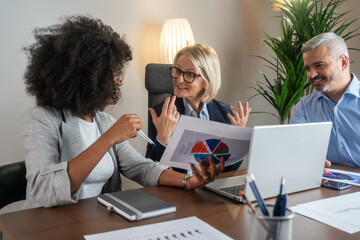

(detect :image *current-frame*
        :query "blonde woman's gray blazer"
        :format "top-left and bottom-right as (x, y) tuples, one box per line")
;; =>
(22, 106), (167, 209)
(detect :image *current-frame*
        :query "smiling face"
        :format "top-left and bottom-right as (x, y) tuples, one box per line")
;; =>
(173, 55), (206, 102)
(303, 45), (343, 93)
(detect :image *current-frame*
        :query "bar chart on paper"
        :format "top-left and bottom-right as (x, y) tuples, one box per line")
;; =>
(84, 217), (232, 240)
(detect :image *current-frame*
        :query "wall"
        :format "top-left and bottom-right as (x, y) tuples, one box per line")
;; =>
(0, 0), (359, 188)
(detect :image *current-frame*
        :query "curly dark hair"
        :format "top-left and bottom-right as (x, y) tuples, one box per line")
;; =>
(24, 15), (132, 116)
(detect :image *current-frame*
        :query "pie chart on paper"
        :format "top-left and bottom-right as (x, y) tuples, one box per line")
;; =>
(191, 139), (231, 166)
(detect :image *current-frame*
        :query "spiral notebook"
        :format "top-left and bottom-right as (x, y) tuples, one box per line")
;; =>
(98, 189), (176, 221)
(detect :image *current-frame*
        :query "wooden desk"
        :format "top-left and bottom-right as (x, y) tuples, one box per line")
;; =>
(0, 165), (359, 240)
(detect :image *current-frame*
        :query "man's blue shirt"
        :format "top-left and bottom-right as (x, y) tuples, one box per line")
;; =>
(290, 73), (360, 167)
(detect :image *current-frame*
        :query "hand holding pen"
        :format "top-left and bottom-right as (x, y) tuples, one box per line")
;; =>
(106, 114), (155, 147)
(138, 130), (155, 145)
(107, 114), (144, 143)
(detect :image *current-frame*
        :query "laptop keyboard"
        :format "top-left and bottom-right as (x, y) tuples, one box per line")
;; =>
(219, 185), (244, 196)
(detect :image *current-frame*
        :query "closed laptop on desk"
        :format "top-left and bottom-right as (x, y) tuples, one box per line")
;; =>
(205, 122), (332, 202)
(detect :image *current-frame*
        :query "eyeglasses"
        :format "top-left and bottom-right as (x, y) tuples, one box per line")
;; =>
(169, 66), (201, 83)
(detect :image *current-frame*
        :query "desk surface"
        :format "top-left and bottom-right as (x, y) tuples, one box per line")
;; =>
(1, 165), (359, 240)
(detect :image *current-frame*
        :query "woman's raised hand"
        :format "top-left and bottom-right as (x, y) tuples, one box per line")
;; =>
(149, 96), (180, 145)
(228, 101), (252, 127)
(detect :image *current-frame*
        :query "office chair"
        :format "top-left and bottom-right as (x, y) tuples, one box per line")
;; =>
(145, 63), (174, 133)
(145, 63), (173, 109)
(0, 161), (27, 209)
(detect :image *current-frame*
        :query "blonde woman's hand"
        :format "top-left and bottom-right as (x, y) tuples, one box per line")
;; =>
(228, 101), (252, 127)
(149, 96), (180, 145)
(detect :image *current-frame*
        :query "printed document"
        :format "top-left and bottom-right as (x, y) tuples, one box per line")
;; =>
(323, 169), (360, 186)
(291, 192), (360, 234)
(84, 216), (233, 240)
(160, 115), (251, 171)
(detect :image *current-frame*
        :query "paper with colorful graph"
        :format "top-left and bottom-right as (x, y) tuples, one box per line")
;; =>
(160, 115), (252, 171)
(323, 169), (360, 186)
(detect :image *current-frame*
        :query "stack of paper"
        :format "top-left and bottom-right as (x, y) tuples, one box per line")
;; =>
(291, 192), (360, 234)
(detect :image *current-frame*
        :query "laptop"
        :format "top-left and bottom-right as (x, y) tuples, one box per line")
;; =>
(204, 122), (332, 202)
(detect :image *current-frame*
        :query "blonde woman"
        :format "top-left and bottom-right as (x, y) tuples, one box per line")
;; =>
(146, 44), (251, 172)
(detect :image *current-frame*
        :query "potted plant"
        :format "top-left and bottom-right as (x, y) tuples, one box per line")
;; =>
(250, 0), (359, 124)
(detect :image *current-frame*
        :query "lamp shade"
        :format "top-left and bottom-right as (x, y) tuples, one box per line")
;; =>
(273, 0), (287, 11)
(159, 18), (195, 64)
(273, 0), (306, 11)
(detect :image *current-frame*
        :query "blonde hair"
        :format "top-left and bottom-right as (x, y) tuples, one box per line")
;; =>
(173, 44), (221, 103)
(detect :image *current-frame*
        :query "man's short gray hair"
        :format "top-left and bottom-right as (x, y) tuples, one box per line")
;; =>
(302, 32), (349, 60)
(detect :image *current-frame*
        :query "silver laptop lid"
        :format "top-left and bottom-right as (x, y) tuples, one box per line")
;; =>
(245, 122), (332, 201)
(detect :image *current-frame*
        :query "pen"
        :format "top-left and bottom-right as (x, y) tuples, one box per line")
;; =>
(279, 177), (284, 195)
(138, 130), (155, 145)
(239, 190), (256, 214)
(273, 177), (287, 216)
(279, 193), (287, 216)
(246, 174), (269, 216)
(239, 191), (269, 231)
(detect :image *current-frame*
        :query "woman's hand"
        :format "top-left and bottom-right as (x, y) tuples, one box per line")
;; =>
(104, 114), (143, 145)
(149, 96), (180, 145)
(227, 101), (252, 127)
(187, 157), (225, 189)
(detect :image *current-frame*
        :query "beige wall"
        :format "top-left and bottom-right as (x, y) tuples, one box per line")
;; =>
(1, 0), (359, 188)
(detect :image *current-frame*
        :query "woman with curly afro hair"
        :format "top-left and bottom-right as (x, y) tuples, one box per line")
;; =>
(22, 15), (224, 209)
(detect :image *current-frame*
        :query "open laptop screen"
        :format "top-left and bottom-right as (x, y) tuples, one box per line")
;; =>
(245, 122), (332, 201)
(205, 122), (332, 203)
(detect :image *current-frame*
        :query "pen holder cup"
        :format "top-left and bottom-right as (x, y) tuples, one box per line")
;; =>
(248, 204), (295, 240)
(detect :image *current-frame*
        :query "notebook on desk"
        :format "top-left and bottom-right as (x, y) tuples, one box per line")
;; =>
(204, 122), (332, 202)
(98, 189), (176, 221)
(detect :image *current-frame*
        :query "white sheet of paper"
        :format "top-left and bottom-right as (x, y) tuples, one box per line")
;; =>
(322, 169), (360, 186)
(160, 115), (252, 171)
(84, 216), (233, 240)
(290, 192), (360, 234)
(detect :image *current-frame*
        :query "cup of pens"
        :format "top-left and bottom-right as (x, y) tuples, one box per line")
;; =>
(248, 204), (295, 240)
(245, 175), (295, 240)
